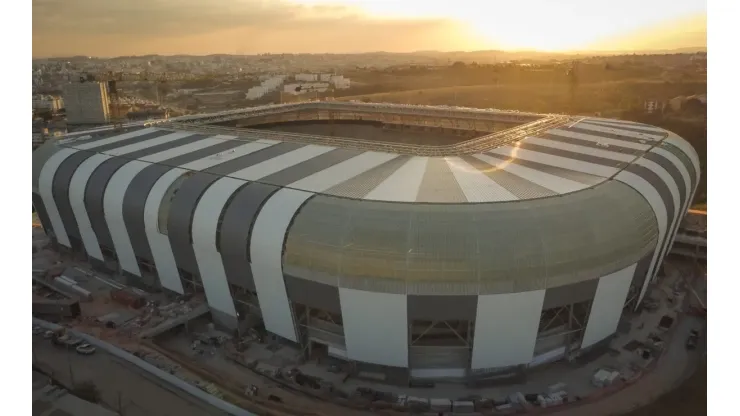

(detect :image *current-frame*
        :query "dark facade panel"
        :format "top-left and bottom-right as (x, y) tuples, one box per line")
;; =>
(257, 148), (362, 186)
(117, 134), (205, 158)
(117, 135), (201, 160)
(84, 158), (130, 249)
(122, 163), (172, 262)
(577, 122), (668, 136)
(661, 143), (697, 189)
(567, 125), (666, 142)
(52, 150), (94, 241)
(284, 274), (341, 314)
(220, 182), (280, 290)
(642, 152), (687, 207)
(32, 192), (53, 235)
(167, 172), (221, 275)
(120, 137), (247, 263)
(539, 132), (641, 156)
(407, 295), (478, 321)
(159, 138), (245, 168)
(631, 252), (655, 299)
(205, 142), (305, 176)
(542, 280), (599, 310)
(460, 154), (556, 199)
(70, 129), (170, 152)
(481, 153), (603, 186)
(517, 142), (629, 170)
(624, 164), (676, 265)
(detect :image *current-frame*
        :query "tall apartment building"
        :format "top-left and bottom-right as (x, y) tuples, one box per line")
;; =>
(62, 81), (110, 125)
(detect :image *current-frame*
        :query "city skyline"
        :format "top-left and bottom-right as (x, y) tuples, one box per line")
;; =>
(33, 0), (706, 58)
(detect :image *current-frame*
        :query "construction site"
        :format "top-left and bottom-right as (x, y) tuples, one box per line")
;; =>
(32, 218), (707, 416)
(32, 102), (706, 415)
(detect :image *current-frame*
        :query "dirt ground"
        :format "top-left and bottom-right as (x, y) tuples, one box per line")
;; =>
(623, 362), (706, 416)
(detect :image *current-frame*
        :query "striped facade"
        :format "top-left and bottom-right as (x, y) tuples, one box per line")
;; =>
(32, 107), (699, 376)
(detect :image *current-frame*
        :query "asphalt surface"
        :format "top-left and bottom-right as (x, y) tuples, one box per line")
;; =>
(32, 335), (225, 416)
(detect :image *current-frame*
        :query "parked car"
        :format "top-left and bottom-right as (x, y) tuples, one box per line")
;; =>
(76, 344), (96, 355)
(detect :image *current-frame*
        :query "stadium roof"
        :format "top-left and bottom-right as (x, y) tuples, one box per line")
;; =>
(52, 115), (673, 204)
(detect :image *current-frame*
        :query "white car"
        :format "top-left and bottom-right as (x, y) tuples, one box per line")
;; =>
(76, 344), (96, 355)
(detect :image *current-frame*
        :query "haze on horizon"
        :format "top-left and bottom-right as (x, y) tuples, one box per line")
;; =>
(32, 0), (707, 58)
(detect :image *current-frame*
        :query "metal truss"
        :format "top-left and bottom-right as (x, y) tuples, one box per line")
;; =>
(163, 113), (573, 157)
(174, 101), (549, 125)
(410, 320), (471, 347)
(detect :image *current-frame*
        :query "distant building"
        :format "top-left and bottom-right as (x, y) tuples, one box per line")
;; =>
(62, 81), (111, 125)
(32, 95), (64, 113)
(246, 86), (267, 100)
(295, 73), (318, 82)
(643, 100), (664, 114)
(330, 75), (350, 89)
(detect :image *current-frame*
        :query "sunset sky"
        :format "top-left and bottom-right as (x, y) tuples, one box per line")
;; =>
(32, 0), (707, 57)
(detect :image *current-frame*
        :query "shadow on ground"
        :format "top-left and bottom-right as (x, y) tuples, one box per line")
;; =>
(624, 361), (706, 416)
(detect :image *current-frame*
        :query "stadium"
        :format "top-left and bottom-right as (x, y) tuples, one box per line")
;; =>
(32, 101), (699, 381)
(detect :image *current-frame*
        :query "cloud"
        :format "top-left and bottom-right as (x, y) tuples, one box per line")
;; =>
(32, 0), (474, 56)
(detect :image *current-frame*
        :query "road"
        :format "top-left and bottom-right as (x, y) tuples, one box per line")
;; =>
(32, 336), (226, 416)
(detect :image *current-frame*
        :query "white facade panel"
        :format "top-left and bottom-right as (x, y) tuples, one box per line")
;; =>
(138, 137), (228, 163)
(230, 145), (335, 181)
(664, 133), (701, 179)
(69, 153), (113, 261)
(141, 142), (277, 294)
(573, 123), (664, 141)
(614, 171), (667, 307)
(103, 161), (151, 276)
(365, 156), (428, 202)
(488, 146), (618, 178)
(525, 137), (635, 162)
(144, 169), (187, 294)
(473, 153), (587, 195)
(39, 148), (78, 247)
(581, 263), (637, 348)
(634, 159), (681, 267)
(547, 128), (652, 151)
(584, 118), (665, 133)
(70, 127), (158, 150)
(192, 177), (243, 318)
(471, 290), (545, 370)
(115, 135), (235, 277)
(250, 188), (314, 342)
(339, 288), (409, 368)
(651, 147), (693, 253)
(182, 141), (275, 171)
(446, 157), (518, 202)
(103, 132), (192, 156)
(290, 152), (398, 192)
